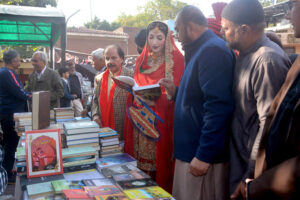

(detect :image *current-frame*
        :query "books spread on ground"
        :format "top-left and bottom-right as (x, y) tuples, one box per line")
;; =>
(112, 75), (161, 101)
(32, 91), (50, 130)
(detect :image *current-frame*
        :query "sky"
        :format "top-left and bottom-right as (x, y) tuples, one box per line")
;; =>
(56, 0), (231, 27)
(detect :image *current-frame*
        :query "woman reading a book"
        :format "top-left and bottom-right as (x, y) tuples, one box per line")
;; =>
(92, 45), (133, 141)
(124, 21), (184, 192)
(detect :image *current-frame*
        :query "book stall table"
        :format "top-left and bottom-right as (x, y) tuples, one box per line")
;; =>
(13, 117), (175, 200)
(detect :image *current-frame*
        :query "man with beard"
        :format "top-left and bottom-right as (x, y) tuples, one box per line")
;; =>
(221, 0), (291, 197)
(232, 0), (300, 199)
(91, 45), (133, 140)
(160, 5), (235, 199)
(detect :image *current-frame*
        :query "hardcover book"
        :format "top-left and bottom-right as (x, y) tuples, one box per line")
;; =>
(84, 185), (122, 197)
(26, 181), (54, 199)
(32, 91), (50, 130)
(116, 178), (157, 190)
(101, 164), (139, 178)
(62, 189), (92, 200)
(112, 170), (150, 182)
(96, 153), (137, 170)
(83, 178), (114, 186)
(112, 76), (161, 101)
(64, 121), (100, 135)
(51, 179), (83, 194)
(25, 129), (63, 178)
(123, 186), (172, 199)
(95, 194), (129, 200)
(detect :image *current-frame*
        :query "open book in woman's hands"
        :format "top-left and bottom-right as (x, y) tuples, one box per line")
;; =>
(112, 75), (161, 101)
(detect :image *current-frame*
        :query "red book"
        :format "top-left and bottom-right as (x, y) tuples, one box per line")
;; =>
(62, 189), (92, 200)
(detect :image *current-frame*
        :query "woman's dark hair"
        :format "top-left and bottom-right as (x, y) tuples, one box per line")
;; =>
(147, 21), (168, 36)
(3, 50), (19, 64)
(105, 44), (125, 60)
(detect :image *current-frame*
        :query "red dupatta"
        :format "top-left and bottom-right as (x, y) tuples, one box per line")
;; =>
(124, 21), (185, 192)
(100, 68), (122, 129)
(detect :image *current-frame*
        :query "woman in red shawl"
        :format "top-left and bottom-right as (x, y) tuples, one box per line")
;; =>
(124, 21), (184, 192)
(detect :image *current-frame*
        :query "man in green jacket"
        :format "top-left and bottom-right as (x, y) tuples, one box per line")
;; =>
(27, 51), (64, 109)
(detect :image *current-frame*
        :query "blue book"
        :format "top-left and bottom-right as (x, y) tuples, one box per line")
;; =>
(96, 153), (137, 170)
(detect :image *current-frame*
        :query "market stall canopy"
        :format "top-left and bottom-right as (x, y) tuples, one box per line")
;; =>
(0, 5), (65, 46)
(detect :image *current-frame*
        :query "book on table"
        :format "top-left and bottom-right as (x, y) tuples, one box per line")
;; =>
(62, 189), (92, 200)
(116, 178), (157, 190)
(101, 163), (140, 178)
(123, 186), (172, 199)
(64, 121), (100, 134)
(82, 178), (114, 186)
(96, 153), (137, 170)
(112, 75), (161, 101)
(32, 91), (50, 130)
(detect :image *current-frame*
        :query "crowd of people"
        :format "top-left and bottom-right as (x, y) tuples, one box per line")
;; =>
(0, 0), (300, 199)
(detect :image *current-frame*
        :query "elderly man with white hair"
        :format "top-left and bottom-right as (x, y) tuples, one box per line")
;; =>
(27, 51), (64, 109)
(91, 48), (106, 73)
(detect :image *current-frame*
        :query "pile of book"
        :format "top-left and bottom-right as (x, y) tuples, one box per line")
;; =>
(99, 127), (122, 157)
(15, 146), (26, 176)
(62, 146), (98, 173)
(23, 153), (174, 200)
(14, 112), (32, 133)
(64, 121), (100, 151)
(54, 107), (75, 123)
(15, 146), (98, 176)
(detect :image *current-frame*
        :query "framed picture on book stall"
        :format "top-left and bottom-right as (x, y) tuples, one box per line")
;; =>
(25, 129), (63, 178)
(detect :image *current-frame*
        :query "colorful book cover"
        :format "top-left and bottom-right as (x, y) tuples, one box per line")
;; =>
(113, 170), (150, 182)
(64, 121), (99, 130)
(25, 129), (63, 178)
(27, 181), (54, 198)
(101, 164), (139, 178)
(84, 185), (122, 197)
(83, 178), (114, 186)
(51, 179), (83, 194)
(116, 179), (157, 190)
(62, 189), (92, 199)
(95, 194), (129, 200)
(96, 153), (136, 169)
(123, 186), (172, 199)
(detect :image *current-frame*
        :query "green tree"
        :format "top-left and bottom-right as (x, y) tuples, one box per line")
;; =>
(0, 0), (56, 7)
(84, 16), (121, 31)
(115, 0), (187, 28)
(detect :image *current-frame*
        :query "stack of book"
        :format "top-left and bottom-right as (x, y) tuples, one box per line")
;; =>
(15, 146), (26, 176)
(14, 112), (32, 133)
(62, 146), (98, 173)
(50, 110), (55, 124)
(99, 127), (122, 157)
(64, 121), (100, 150)
(54, 107), (75, 123)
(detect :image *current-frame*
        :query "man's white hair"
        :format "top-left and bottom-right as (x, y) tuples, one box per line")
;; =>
(33, 51), (48, 63)
(91, 48), (104, 60)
